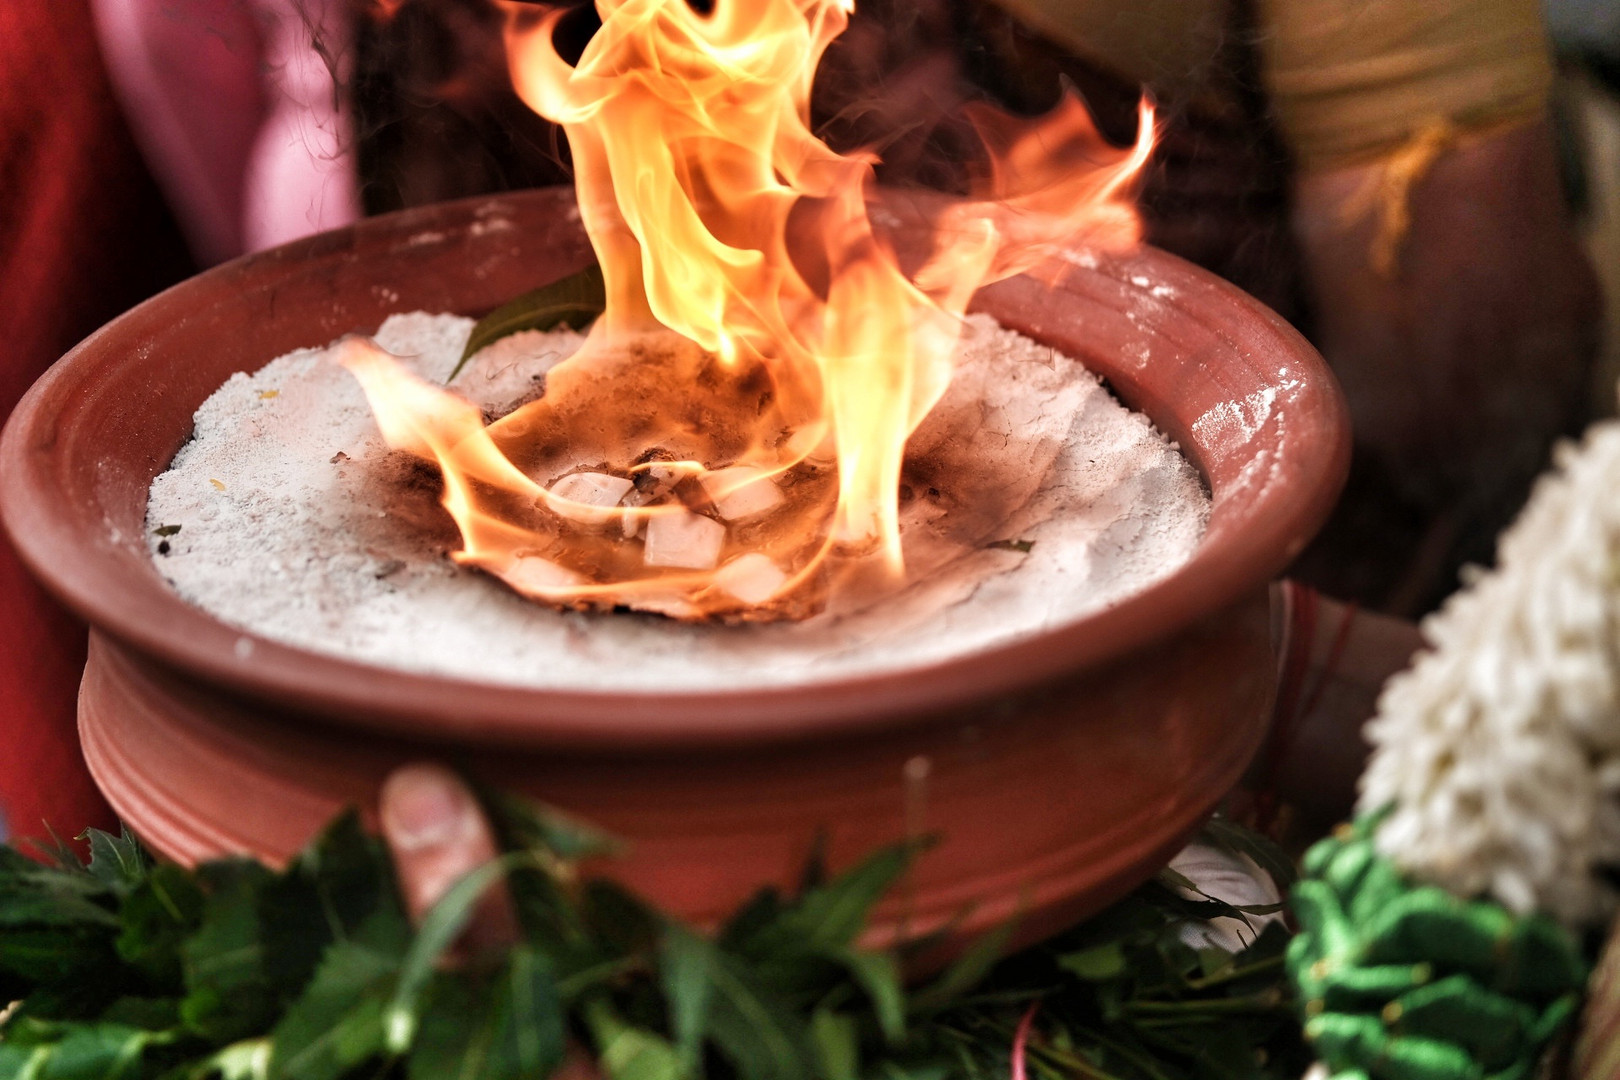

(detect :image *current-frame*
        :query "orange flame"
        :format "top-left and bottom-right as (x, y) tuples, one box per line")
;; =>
(342, 0), (1153, 619)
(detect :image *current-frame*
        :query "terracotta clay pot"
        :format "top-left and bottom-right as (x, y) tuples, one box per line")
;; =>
(0, 188), (1348, 953)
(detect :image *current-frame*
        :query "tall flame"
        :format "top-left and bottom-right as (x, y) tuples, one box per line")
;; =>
(342, 0), (1153, 619)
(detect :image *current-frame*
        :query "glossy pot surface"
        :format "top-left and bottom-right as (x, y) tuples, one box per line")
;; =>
(0, 187), (1348, 947)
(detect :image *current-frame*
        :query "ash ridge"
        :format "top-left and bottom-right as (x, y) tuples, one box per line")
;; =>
(146, 312), (1209, 691)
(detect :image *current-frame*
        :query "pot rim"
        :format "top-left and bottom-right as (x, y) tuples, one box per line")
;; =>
(0, 188), (1349, 749)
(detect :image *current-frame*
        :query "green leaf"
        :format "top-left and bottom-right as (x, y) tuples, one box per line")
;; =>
(0, 864), (113, 900)
(117, 863), (205, 988)
(0, 854), (120, 941)
(1155, 867), (1202, 895)
(501, 947), (567, 1078)
(98, 996), (182, 1030)
(0, 927), (118, 988)
(180, 860), (279, 1042)
(479, 785), (618, 865)
(585, 998), (687, 1080)
(25, 827), (89, 874)
(268, 912), (409, 1080)
(480, 784), (620, 953)
(0, 845), (49, 874)
(742, 843), (922, 959)
(83, 828), (149, 897)
(718, 888), (784, 952)
(0, 887), (119, 931)
(1199, 818), (1298, 892)
(407, 948), (566, 1080)
(293, 811), (400, 945)
(704, 951), (814, 1080)
(386, 856), (515, 1053)
(452, 264), (606, 381)
(0, 1043), (49, 1079)
(1059, 941), (1127, 982)
(659, 923), (715, 1068)
(810, 1009), (860, 1080)
(0, 798), (1313, 1080)
(196, 1038), (272, 1080)
(910, 915), (1018, 1013)
(823, 947), (906, 1044)
(1, 1021), (174, 1080)
(798, 833), (830, 895)
(582, 880), (661, 958)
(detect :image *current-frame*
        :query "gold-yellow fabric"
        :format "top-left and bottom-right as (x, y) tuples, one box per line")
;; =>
(984, 0), (1554, 172)
(977, 0), (1227, 102)
(1256, 0), (1553, 170)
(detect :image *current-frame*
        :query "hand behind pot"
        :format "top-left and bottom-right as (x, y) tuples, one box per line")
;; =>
(1292, 120), (1601, 611)
(381, 763), (606, 1077)
(378, 762), (519, 955)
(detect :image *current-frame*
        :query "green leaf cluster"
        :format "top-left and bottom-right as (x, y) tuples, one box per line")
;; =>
(1287, 816), (1587, 1080)
(903, 865), (1308, 1080)
(0, 803), (1304, 1080)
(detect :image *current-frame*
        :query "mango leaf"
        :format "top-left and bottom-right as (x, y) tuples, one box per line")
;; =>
(451, 264), (606, 381)
(1059, 941), (1127, 983)
(501, 947), (567, 1078)
(740, 842), (922, 960)
(198, 1038), (273, 1080)
(585, 998), (687, 1080)
(717, 888), (784, 953)
(821, 947), (905, 1044)
(809, 1009), (860, 1080)
(705, 951), (814, 1080)
(581, 879), (661, 958)
(659, 923), (715, 1068)
(909, 915), (1018, 1013)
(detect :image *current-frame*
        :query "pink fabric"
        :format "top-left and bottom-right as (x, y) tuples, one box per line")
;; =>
(1, 0), (197, 848)
(91, 0), (362, 264)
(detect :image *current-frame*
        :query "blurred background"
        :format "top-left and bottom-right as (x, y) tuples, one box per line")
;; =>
(0, 0), (1616, 843)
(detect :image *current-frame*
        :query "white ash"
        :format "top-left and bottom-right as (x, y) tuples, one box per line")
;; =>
(146, 312), (1208, 691)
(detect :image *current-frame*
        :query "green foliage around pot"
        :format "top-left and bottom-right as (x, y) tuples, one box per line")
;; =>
(0, 796), (1305, 1080)
(1286, 817), (1588, 1080)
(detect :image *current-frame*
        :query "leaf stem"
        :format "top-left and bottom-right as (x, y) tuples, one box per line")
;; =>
(1180, 953), (1287, 991)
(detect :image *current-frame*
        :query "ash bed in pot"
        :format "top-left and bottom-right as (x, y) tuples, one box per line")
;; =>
(0, 186), (1348, 958)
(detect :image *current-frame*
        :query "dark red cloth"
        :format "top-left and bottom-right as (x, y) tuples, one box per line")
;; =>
(0, 0), (194, 846)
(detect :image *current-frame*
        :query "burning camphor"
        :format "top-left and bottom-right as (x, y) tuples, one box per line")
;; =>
(342, 0), (1154, 620)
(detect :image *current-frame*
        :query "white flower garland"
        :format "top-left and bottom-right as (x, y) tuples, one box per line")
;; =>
(1357, 418), (1620, 928)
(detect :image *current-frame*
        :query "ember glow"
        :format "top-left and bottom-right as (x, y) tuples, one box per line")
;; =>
(342, 0), (1153, 620)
